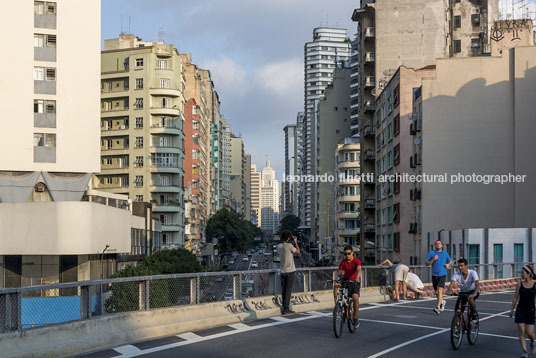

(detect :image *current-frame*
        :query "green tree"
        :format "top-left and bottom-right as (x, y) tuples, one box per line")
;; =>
(206, 208), (259, 253)
(104, 249), (201, 313)
(278, 214), (300, 234)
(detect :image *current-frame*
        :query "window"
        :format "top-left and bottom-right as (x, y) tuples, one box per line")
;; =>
(161, 98), (171, 108)
(135, 78), (143, 89)
(157, 60), (167, 69)
(134, 98), (143, 109)
(394, 114), (400, 136)
(34, 100), (54, 113)
(106, 177), (113, 185)
(106, 158), (112, 165)
(45, 68), (56, 80)
(454, 40), (461, 54)
(192, 135), (199, 145)
(514, 244), (524, 276)
(393, 203), (400, 223)
(34, 34), (44, 47)
(454, 15), (461, 29)
(394, 144), (400, 166)
(135, 117), (143, 128)
(468, 244), (480, 267)
(135, 137), (143, 148)
(393, 233), (400, 252)
(135, 156), (144, 167)
(135, 195), (144, 202)
(471, 14), (480, 26)
(33, 133), (55, 147)
(393, 85), (400, 108)
(493, 244), (503, 279)
(192, 121), (200, 130)
(160, 78), (170, 89)
(471, 38), (481, 48)
(135, 176), (143, 187)
(394, 178), (400, 194)
(34, 67), (44, 80)
(46, 35), (56, 47)
(136, 58), (144, 67)
(34, 1), (56, 15)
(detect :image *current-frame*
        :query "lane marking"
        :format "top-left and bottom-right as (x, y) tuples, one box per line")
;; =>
(176, 332), (202, 342)
(270, 316), (291, 322)
(476, 299), (513, 304)
(228, 323), (252, 331)
(359, 318), (444, 331)
(366, 309), (511, 358)
(113, 345), (141, 355)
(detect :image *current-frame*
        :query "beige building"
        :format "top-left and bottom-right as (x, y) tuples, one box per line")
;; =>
(332, 138), (361, 263)
(0, 2), (151, 288)
(374, 66), (436, 265)
(96, 34), (186, 247)
(251, 164), (261, 227)
(316, 67), (352, 249)
(409, 45), (536, 261)
(230, 135), (245, 214)
(352, 0), (499, 263)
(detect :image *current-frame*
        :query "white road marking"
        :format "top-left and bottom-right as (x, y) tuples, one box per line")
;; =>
(270, 316), (291, 322)
(228, 323), (252, 331)
(366, 309), (511, 358)
(176, 332), (202, 342)
(113, 345), (141, 355)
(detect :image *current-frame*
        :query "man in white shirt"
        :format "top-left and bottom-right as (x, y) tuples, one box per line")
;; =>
(277, 230), (300, 314)
(446, 258), (481, 321)
(406, 272), (425, 298)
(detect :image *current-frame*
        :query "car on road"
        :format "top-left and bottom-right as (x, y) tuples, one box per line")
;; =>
(229, 259), (234, 265)
(242, 256), (249, 262)
(251, 261), (258, 268)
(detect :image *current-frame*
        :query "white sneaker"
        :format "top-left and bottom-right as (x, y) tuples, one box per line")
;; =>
(440, 299), (447, 311)
(521, 351), (528, 358)
(531, 342), (536, 354)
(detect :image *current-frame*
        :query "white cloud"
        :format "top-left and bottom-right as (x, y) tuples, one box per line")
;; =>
(200, 56), (247, 96)
(254, 59), (303, 98)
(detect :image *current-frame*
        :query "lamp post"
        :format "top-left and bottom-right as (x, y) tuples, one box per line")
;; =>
(100, 244), (110, 280)
(96, 244), (109, 316)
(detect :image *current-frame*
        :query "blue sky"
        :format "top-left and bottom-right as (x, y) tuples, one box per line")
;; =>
(101, 0), (357, 179)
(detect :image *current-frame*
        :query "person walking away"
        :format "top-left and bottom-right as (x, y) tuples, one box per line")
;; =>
(406, 272), (425, 299)
(378, 259), (409, 301)
(335, 245), (362, 327)
(277, 230), (300, 314)
(510, 265), (536, 358)
(425, 239), (453, 314)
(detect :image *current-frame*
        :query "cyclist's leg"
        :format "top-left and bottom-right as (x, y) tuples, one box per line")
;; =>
(352, 293), (359, 319)
(467, 291), (478, 317)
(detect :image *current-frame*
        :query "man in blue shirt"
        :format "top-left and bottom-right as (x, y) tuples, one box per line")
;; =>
(425, 240), (453, 315)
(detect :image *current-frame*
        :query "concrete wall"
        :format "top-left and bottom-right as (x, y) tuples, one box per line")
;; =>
(421, 47), (536, 234)
(0, 0), (101, 173)
(0, 202), (133, 255)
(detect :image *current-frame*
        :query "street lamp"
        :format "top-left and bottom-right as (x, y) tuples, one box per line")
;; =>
(100, 244), (110, 280)
(97, 244), (109, 316)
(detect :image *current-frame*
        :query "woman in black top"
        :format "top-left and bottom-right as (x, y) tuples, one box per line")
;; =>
(510, 265), (536, 358)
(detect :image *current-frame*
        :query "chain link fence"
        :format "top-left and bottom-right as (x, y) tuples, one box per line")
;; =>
(0, 263), (525, 334)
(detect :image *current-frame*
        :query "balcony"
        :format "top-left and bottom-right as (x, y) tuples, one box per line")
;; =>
(34, 113), (56, 128)
(150, 88), (181, 97)
(34, 47), (56, 62)
(337, 194), (360, 202)
(364, 76), (375, 88)
(150, 184), (182, 193)
(364, 199), (375, 209)
(364, 27), (375, 38)
(150, 106), (180, 116)
(34, 146), (55, 163)
(365, 52), (375, 63)
(337, 228), (359, 236)
(363, 126), (374, 138)
(364, 223), (375, 233)
(35, 14), (56, 29)
(364, 100), (375, 112)
(150, 122), (181, 136)
(364, 149), (375, 161)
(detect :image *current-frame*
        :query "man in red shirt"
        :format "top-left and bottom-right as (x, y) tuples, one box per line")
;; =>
(335, 245), (362, 327)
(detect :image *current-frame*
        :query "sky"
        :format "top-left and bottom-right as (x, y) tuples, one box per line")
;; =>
(101, 0), (358, 180)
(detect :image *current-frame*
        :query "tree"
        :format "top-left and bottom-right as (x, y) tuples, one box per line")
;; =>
(206, 208), (259, 253)
(104, 249), (202, 313)
(278, 214), (300, 234)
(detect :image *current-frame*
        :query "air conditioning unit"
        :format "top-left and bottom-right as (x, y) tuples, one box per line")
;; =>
(120, 125), (126, 129)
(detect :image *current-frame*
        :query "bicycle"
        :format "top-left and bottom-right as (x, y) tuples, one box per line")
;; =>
(328, 279), (356, 338)
(450, 292), (479, 350)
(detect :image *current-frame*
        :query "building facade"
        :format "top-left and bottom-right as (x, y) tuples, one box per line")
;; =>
(260, 161), (280, 236)
(283, 124), (297, 217)
(230, 135), (245, 214)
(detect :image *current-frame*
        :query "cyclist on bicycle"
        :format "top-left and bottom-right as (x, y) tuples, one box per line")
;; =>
(334, 245), (362, 327)
(446, 258), (481, 322)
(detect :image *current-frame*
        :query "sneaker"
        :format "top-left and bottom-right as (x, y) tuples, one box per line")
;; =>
(352, 318), (360, 328)
(440, 299), (447, 311)
(283, 309), (296, 315)
(521, 351), (528, 358)
(531, 342), (536, 354)
(433, 306), (441, 315)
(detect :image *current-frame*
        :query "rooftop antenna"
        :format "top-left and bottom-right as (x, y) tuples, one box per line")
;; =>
(158, 27), (166, 43)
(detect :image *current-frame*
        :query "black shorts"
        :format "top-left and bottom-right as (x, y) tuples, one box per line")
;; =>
(456, 291), (480, 310)
(515, 308), (536, 325)
(432, 276), (446, 290)
(343, 281), (361, 297)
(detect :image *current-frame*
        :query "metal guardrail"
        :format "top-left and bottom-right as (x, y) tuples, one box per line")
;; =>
(0, 263), (526, 334)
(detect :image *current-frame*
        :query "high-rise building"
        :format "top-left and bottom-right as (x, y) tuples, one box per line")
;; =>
(295, 112), (305, 222)
(261, 160), (280, 235)
(0, 1), (151, 287)
(301, 27), (351, 244)
(230, 135), (245, 214)
(244, 154), (252, 221)
(316, 67), (352, 250)
(283, 124), (297, 217)
(251, 164), (261, 227)
(220, 119), (233, 210)
(352, 0), (499, 263)
(97, 34), (186, 247)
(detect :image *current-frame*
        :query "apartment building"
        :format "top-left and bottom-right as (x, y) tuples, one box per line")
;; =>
(96, 34), (186, 247)
(261, 161), (280, 236)
(333, 138), (361, 263)
(0, 1), (149, 287)
(374, 66), (436, 265)
(316, 67), (352, 247)
(244, 154), (252, 222)
(220, 119), (233, 211)
(251, 164), (261, 227)
(352, 0), (499, 263)
(301, 27), (351, 244)
(230, 135), (246, 214)
(283, 124), (297, 217)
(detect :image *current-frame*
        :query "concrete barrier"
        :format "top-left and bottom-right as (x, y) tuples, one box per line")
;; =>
(0, 279), (517, 358)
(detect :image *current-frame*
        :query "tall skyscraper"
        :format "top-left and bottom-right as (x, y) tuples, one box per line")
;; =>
(250, 164), (261, 227)
(230, 135), (245, 214)
(352, 0), (499, 263)
(283, 124), (297, 217)
(98, 34), (186, 247)
(261, 160), (280, 236)
(301, 27), (350, 245)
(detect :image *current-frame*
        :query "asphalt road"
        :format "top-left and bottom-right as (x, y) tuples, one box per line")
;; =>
(78, 290), (524, 358)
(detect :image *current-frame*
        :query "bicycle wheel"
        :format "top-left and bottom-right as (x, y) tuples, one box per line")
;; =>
(450, 313), (463, 350)
(347, 301), (356, 333)
(467, 311), (479, 345)
(333, 302), (344, 338)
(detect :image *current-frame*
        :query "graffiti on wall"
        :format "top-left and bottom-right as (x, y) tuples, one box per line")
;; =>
(491, 19), (532, 42)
